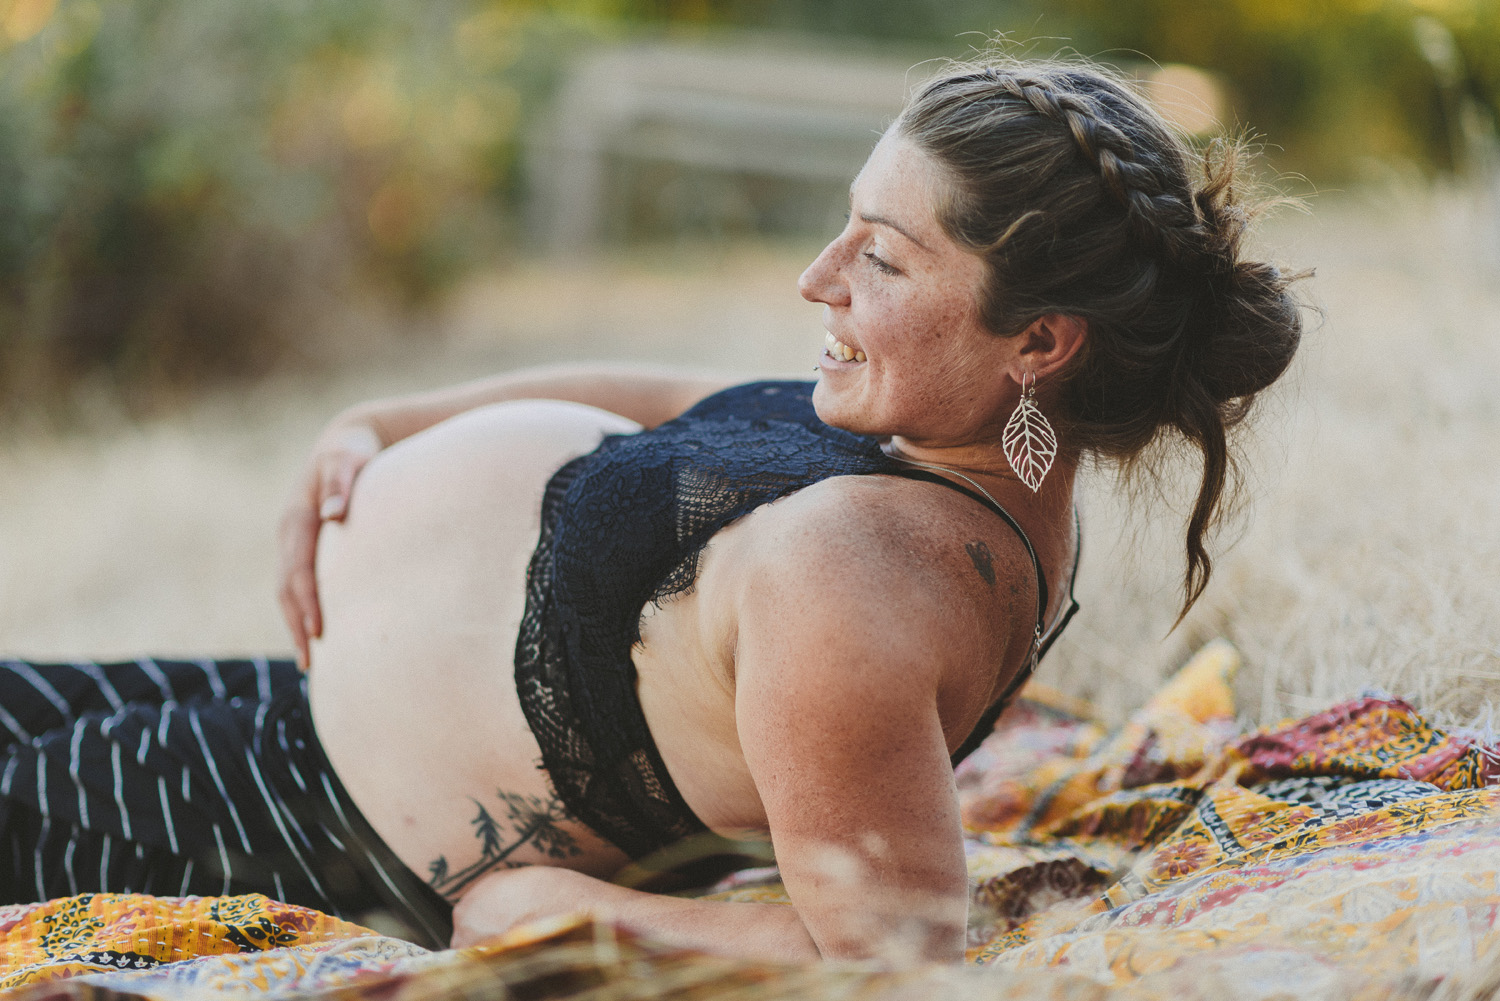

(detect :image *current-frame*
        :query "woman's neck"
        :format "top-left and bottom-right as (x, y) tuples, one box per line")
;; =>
(882, 438), (1080, 628)
(881, 436), (1078, 523)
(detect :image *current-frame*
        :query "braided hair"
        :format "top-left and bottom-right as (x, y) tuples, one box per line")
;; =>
(896, 57), (1305, 616)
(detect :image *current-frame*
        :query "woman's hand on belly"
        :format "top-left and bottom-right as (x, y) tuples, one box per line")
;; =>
(278, 364), (732, 664)
(279, 420), (383, 668)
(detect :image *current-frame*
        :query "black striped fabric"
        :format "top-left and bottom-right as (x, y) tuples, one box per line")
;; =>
(0, 657), (452, 948)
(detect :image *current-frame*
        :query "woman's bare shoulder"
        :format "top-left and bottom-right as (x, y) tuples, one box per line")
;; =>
(757, 474), (1033, 585)
(722, 474), (1037, 668)
(724, 473), (1033, 802)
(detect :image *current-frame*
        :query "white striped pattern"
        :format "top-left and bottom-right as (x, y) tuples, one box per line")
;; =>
(157, 774), (180, 855)
(187, 707), (251, 853)
(63, 830), (79, 896)
(5, 661), (73, 723)
(111, 740), (132, 840)
(98, 831), (111, 890)
(73, 661), (124, 713)
(0, 657), (450, 943)
(135, 657), (174, 701)
(32, 814), (49, 901)
(195, 659), (228, 700)
(278, 720), (308, 793)
(179, 857), (195, 896)
(212, 824), (232, 896)
(68, 719), (90, 828)
(0, 701), (29, 743)
(240, 746), (327, 899)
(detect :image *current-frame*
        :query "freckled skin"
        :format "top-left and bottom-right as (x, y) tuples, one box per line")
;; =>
(802, 137), (1018, 451)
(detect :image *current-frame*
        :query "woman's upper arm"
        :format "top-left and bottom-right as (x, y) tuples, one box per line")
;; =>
(492, 363), (734, 428)
(731, 507), (972, 961)
(352, 363), (736, 443)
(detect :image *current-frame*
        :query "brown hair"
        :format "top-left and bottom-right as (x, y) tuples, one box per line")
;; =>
(895, 56), (1305, 617)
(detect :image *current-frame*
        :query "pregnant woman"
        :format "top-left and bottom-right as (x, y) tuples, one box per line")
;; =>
(0, 57), (1303, 961)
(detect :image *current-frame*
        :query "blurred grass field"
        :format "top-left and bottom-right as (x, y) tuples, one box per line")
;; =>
(2, 183), (1497, 732)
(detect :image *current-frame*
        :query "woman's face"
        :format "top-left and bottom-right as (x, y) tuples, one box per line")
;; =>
(801, 134), (1019, 448)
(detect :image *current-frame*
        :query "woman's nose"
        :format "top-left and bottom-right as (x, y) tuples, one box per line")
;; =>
(798, 239), (849, 307)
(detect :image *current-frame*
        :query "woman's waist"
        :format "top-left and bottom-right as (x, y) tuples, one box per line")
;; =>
(307, 606), (767, 877)
(306, 641), (634, 886)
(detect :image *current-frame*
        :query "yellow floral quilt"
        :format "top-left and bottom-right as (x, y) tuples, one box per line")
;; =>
(2, 640), (1497, 1000)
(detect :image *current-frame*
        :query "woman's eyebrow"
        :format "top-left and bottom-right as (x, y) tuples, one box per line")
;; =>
(857, 212), (928, 251)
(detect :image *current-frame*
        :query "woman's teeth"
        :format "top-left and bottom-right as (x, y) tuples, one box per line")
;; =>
(824, 332), (867, 363)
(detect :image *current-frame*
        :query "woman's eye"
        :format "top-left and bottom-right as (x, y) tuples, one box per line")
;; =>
(863, 251), (899, 276)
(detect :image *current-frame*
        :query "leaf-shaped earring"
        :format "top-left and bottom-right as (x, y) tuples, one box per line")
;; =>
(1002, 372), (1056, 492)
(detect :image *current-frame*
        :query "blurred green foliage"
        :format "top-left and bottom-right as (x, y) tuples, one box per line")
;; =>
(0, 0), (1494, 410)
(0, 0), (602, 411)
(713, 0), (1500, 176)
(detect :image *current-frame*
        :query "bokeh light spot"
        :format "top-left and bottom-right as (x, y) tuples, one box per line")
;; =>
(1143, 64), (1226, 137)
(343, 72), (409, 149)
(455, 6), (520, 74)
(367, 179), (425, 251)
(3, 0), (59, 43)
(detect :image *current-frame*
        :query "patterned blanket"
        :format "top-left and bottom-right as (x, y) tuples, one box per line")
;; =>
(4, 641), (1498, 999)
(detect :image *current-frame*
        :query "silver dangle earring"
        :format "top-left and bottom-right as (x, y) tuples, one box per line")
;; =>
(1002, 372), (1057, 492)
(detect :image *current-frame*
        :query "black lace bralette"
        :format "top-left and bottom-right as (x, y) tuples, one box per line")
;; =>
(513, 380), (1079, 861)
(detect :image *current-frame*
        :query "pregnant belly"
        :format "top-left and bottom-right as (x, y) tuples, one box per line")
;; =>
(308, 399), (641, 890)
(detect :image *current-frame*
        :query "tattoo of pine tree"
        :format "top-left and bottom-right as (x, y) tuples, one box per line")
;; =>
(426, 791), (580, 897)
(473, 802), (503, 858)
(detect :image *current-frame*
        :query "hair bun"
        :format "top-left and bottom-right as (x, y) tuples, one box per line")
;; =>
(1197, 258), (1304, 403)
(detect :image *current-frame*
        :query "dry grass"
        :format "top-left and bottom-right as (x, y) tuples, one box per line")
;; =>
(1048, 181), (1500, 730)
(1, 183), (1498, 736)
(0, 243), (821, 658)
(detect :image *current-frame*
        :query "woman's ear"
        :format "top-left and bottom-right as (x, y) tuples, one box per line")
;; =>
(1014, 313), (1087, 380)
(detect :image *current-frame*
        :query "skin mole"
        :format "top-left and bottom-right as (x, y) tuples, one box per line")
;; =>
(964, 540), (996, 586)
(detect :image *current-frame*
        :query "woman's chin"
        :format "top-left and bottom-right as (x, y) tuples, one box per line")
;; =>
(811, 380), (870, 435)
(810, 378), (840, 425)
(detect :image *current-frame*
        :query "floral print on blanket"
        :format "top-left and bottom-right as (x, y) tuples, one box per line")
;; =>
(2, 640), (1499, 998)
(0, 892), (378, 990)
(958, 640), (1500, 981)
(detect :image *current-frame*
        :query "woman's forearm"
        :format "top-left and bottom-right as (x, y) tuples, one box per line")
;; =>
(451, 867), (818, 962)
(339, 363), (737, 447)
(585, 886), (820, 962)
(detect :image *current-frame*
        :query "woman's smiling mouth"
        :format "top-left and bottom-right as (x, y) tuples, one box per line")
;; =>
(824, 332), (867, 363)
